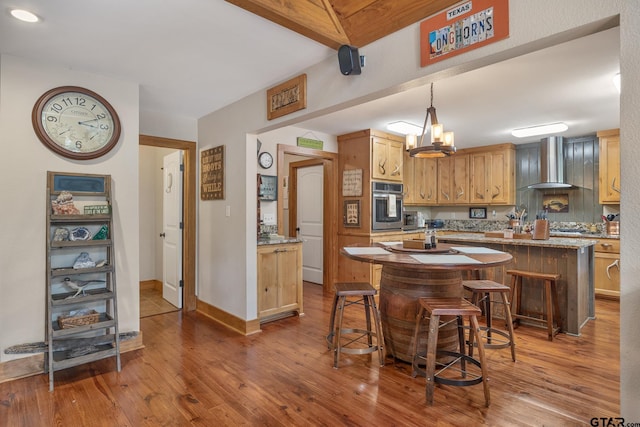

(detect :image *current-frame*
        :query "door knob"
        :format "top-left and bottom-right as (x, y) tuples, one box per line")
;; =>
(159, 232), (166, 238)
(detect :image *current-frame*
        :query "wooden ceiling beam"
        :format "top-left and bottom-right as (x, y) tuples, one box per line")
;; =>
(226, 0), (350, 49)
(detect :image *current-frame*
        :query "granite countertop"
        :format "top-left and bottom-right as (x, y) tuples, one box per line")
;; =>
(257, 237), (304, 246)
(437, 233), (597, 249)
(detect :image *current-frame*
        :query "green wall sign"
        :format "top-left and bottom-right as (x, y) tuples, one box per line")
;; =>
(296, 137), (323, 150)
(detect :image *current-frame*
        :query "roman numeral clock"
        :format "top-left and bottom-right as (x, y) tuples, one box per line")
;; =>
(32, 86), (121, 160)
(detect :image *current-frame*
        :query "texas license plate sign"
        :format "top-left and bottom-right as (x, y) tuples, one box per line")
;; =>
(420, 0), (509, 67)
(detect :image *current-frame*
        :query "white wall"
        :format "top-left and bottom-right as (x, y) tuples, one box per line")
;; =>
(198, 0), (638, 417)
(0, 54), (141, 361)
(139, 146), (177, 281)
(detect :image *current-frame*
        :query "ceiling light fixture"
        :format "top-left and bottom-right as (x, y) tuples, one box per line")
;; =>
(386, 121), (424, 136)
(613, 72), (621, 93)
(10, 9), (39, 23)
(409, 83), (456, 158)
(511, 122), (568, 138)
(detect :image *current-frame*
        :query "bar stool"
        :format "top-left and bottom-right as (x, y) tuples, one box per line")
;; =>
(411, 297), (490, 407)
(326, 282), (384, 368)
(463, 279), (516, 361)
(507, 269), (562, 341)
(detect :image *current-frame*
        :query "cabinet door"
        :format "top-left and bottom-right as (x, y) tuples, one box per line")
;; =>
(594, 252), (620, 298)
(489, 150), (510, 204)
(403, 151), (415, 204)
(437, 157), (453, 203)
(387, 140), (404, 182)
(257, 248), (279, 314)
(278, 246), (301, 309)
(372, 137), (389, 181)
(470, 153), (489, 204)
(415, 157), (438, 204)
(599, 133), (621, 204)
(452, 154), (469, 204)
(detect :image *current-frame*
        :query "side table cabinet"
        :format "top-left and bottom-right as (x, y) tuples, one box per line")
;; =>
(45, 171), (121, 390)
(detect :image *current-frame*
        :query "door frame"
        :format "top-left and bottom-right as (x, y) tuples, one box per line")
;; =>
(139, 134), (197, 311)
(277, 144), (338, 294)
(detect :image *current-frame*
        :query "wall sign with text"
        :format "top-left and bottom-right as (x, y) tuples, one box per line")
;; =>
(420, 0), (509, 67)
(201, 145), (224, 200)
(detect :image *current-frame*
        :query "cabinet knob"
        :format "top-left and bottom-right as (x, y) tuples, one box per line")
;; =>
(159, 232), (166, 238)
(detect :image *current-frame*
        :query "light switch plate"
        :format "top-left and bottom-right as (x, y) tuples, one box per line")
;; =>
(263, 213), (275, 224)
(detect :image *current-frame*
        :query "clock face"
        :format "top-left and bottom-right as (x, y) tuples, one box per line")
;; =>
(258, 151), (273, 169)
(32, 86), (121, 160)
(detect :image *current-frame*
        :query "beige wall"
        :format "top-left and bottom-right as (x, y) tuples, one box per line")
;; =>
(0, 54), (141, 359)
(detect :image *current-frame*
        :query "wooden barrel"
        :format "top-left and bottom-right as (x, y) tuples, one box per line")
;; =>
(378, 265), (463, 363)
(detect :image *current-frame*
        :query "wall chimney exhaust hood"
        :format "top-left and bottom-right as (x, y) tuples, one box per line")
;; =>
(528, 136), (574, 189)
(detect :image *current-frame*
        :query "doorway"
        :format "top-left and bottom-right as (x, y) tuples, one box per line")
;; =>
(139, 135), (197, 311)
(277, 144), (338, 294)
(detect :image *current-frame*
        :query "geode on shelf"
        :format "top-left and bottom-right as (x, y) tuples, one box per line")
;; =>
(51, 191), (80, 215)
(52, 227), (70, 242)
(70, 226), (92, 241)
(73, 252), (96, 269)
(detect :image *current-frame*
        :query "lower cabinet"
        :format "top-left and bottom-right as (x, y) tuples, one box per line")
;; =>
(594, 238), (620, 299)
(257, 242), (303, 321)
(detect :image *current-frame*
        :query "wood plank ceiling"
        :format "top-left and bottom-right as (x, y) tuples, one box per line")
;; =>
(225, 0), (461, 49)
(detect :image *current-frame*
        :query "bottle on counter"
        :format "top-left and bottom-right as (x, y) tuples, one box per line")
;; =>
(424, 226), (437, 249)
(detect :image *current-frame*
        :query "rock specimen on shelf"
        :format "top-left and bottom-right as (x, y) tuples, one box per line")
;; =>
(72, 252), (96, 269)
(52, 227), (70, 241)
(51, 191), (80, 215)
(70, 226), (92, 241)
(92, 225), (108, 240)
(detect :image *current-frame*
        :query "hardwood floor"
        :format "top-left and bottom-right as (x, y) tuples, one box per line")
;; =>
(140, 281), (180, 318)
(0, 282), (619, 426)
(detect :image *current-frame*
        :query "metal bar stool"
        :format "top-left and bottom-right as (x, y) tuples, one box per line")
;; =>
(411, 297), (490, 407)
(326, 282), (384, 368)
(507, 269), (562, 341)
(463, 279), (517, 361)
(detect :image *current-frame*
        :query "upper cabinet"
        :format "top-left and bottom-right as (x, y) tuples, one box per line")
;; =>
(372, 135), (404, 182)
(597, 129), (620, 204)
(469, 145), (515, 205)
(438, 155), (469, 204)
(406, 143), (515, 206)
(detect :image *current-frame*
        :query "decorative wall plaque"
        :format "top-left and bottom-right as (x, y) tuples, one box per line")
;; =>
(201, 145), (224, 200)
(267, 74), (307, 120)
(342, 169), (363, 197)
(343, 200), (361, 227)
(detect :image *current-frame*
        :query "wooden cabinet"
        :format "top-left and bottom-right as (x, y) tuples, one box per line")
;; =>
(257, 242), (303, 321)
(45, 172), (120, 391)
(594, 238), (620, 299)
(372, 135), (404, 182)
(469, 145), (515, 205)
(404, 152), (437, 205)
(597, 129), (620, 204)
(438, 155), (469, 204)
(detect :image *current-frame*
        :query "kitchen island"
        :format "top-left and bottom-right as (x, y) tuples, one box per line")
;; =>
(437, 233), (596, 336)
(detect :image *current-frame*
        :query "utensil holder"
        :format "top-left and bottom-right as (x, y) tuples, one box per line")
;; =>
(606, 221), (620, 235)
(532, 219), (550, 240)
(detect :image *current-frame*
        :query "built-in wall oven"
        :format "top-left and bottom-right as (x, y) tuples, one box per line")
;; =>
(372, 181), (403, 231)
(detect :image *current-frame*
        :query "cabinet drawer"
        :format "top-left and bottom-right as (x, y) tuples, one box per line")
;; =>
(594, 239), (620, 254)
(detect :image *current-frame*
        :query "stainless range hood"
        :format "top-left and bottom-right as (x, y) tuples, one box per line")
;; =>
(528, 136), (574, 189)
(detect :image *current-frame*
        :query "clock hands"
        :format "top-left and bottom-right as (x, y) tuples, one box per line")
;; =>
(78, 119), (98, 128)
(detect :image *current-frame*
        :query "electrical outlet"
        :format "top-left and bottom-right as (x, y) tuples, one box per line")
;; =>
(263, 213), (275, 224)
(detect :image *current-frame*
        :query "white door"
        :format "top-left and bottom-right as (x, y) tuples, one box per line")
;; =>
(162, 150), (183, 308)
(297, 165), (323, 284)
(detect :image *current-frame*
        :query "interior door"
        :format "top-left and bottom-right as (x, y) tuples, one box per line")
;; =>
(162, 150), (183, 308)
(297, 164), (323, 284)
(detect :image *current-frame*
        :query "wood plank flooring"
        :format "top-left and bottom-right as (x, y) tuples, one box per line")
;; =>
(0, 282), (619, 426)
(140, 282), (180, 318)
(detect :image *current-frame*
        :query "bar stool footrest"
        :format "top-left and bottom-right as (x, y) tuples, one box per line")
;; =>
(333, 328), (381, 355)
(434, 350), (484, 387)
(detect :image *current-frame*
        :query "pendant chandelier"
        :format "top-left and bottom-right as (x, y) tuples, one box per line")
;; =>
(408, 83), (456, 158)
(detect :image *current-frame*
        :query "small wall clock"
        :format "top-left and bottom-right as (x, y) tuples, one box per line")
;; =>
(258, 151), (273, 169)
(32, 86), (121, 160)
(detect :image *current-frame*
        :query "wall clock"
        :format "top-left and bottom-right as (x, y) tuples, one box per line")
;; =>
(32, 86), (121, 160)
(258, 151), (273, 169)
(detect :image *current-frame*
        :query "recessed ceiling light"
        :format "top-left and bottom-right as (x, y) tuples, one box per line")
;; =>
(386, 121), (424, 135)
(511, 122), (568, 138)
(11, 9), (39, 23)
